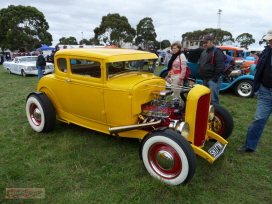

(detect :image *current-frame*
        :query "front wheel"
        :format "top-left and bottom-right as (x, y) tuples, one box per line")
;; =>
(26, 94), (55, 133)
(160, 70), (168, 81)
(21, 70), (27, 77)
(140, 129), (196, 185)
(210, 104), (234, 140)
(234, 80), (254, 98)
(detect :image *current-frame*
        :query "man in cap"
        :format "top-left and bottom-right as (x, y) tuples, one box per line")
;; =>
(237, 29), (272, 152)
(135, 44), (144, 69)
(164, 50), (172, 66)
(149, 45), (159, 75)
(36, 49), (46, 80)
(51, 45), (60, 64)
(198, 35), (224, 104)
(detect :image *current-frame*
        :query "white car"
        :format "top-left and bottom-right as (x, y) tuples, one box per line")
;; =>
(3, 56), (54, 77)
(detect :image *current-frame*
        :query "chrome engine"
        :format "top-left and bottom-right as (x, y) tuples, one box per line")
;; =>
(139, 90), (188, 136)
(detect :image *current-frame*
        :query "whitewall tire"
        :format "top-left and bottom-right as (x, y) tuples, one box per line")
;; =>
(141, 130), (196, 185)
(26, 94), (55, 133)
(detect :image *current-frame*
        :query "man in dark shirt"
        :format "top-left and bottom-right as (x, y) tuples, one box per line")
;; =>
(135, 45), (144, 69)
(149, 45), (158, 75)
(237, 29), (272, 152)
(198, 35), (224, 104)
(36, 49), (46, 80)
(51, 45), (60, 64)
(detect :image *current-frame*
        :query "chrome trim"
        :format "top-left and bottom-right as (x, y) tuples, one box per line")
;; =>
(209, 105), (215, 121)
(175, 122), (190, 139)
(109, 120), (161, 134)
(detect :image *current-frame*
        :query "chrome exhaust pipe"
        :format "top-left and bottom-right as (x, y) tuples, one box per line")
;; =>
(109, 120), (161, 134)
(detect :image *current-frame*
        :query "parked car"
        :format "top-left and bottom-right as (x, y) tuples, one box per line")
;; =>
(218, 46), (254, 73)
(3, 56), (54, 77)
(160, 59), (255, 98)
(243, 50), (255, 61)
(25, 48), (233, 185)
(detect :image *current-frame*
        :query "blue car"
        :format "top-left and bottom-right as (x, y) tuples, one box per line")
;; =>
(159, 61), (256, 98)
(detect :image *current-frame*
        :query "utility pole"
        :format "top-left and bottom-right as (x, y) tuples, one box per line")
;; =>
(160, 37), (161, 50)
(81, 32), (83, 45)
(216, 9), (222, 45)
(217, 9), (222, 29)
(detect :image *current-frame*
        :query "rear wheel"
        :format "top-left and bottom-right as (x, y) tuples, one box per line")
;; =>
(141, 129), (196, 185)
(234, 80), (254, 98)
(26, 94), (55, 133)
(210, 104), (234, 140)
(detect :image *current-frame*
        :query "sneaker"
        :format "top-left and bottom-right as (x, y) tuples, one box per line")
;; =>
(236, 146), (254, 152)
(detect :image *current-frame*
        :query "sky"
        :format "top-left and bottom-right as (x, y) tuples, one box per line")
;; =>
(2, 0), (271, 50)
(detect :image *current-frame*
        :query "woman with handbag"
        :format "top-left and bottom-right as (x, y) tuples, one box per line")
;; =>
(167, 42), (187, 98)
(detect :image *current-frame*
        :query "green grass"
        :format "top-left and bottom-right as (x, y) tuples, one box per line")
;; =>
(0, 65), (272, 203)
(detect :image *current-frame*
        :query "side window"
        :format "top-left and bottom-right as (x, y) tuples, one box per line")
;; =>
(57, 58), (67, 72)
(70, 59), (101, 78)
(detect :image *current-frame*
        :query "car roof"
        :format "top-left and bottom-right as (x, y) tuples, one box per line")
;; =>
(55, 48), (158, 62)
(15, 56), (37, 58)
(218, 46), (244, 51)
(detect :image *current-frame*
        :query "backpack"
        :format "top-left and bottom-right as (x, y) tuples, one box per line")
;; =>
(183, 66), (191, 81)
(180, 53), (191, 81)
(211, 47), (234, 76)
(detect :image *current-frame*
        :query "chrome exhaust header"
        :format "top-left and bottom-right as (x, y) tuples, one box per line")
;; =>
(109, 120), (161, 134)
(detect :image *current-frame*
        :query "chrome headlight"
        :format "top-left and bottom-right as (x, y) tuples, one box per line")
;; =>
(209, 105), (215, 120)
(25, 66), (36, 71)
(175, 122), (190, 139)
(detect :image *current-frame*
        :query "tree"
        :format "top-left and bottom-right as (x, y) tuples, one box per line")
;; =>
(59, 36), (78, 45)
(236, 33), (255, 49)
(135, 17), (157, 50)
(89, 37), (101, 45)
(94, 13), (135, 47)
(0, 5), (53, 52)
(161, 40), (171, 49)
(79, 38), (89, 45)
(154, 39), (171, 50)
(181, 28), (234, 46)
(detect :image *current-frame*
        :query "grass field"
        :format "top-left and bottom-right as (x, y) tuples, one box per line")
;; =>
(0, 65), (271, 203)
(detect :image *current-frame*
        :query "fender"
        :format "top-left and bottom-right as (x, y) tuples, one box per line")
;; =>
(159, 66), (168, 77)
(220, 75), (254, 91)
(26, 92), (44, 101)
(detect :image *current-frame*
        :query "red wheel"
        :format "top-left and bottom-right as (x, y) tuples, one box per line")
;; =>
(26, 94), (55, 133)
(211, 104), (234, 139)
(141, 130), (196, 185)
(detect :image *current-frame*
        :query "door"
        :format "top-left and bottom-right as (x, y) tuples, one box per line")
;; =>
(67, 58), (106, 123)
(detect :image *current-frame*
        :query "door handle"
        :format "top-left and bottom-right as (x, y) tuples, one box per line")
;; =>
(66, 78), (71, 82)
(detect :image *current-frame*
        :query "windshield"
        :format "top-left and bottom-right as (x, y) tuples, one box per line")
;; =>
(244, 51), (250, 57)
(18, 57), (38, 62)
(236, 51), (243, 58)
(107, 59), (154, 79)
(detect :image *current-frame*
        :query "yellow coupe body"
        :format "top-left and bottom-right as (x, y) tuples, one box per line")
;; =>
(26, 48), (233, 185)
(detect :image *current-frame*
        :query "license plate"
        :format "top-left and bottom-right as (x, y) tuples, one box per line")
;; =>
(208, 141), (227, 159)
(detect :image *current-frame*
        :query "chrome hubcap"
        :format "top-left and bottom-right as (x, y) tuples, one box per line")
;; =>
(156, 150), (175, 170)
(30, 104), (41, 126)
(238, 83), (252, 96)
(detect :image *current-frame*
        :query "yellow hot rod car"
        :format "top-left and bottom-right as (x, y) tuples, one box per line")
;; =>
(26, 48), (233, 185)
